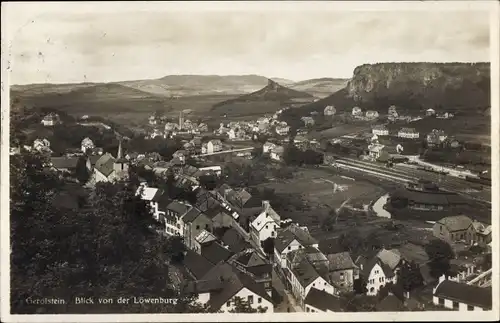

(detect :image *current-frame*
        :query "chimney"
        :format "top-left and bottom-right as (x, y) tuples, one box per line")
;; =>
(262, 200), (270, 211)
(117, 139), (123, 159)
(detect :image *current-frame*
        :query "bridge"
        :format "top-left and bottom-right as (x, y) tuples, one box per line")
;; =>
(467, 268), (492, 287)
(192, 147), (255, 158)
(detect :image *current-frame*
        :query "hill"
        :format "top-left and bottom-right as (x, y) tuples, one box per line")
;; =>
(211, 79), (314, 117)
(282, 62), (490, 118)
(289, 78), (350, 98)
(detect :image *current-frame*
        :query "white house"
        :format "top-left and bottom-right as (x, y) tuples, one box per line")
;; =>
(81, 137), (95, 153)
(324, 105), (336, 116)
(372, 125), (389, 136)
(274, 224), (319, 269)
(275, 125), (290, 136)
(301, 116), (315, 127)
(365, 110), (379, 119)
(93, 142), (129, 183)
(263, 142), (277, 154)
(198, 166), (222, 176)
(398, 127), (420, 139)
(33, 138), (51, 153)
(432, 274), (492, 311)
(136, 184), (162, 220)
(227, 128), (237, 140)
(250, 201), (281, 246)
(270, 146), (285, 161)
(207, 140), (223, 154)
(426, 108), (436, 116)
(368, 143), (385, 160)
(41, 113), (60, 126)
(186, 262), (274, 313)
(352, 107), (363, 117)
(361, 248), (402, 296)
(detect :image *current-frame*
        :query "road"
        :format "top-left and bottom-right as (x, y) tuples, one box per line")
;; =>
(272, 266), (302, 312)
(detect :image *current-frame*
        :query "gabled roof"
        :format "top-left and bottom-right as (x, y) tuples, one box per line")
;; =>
(437, 215), (473, 232)
(89, 155), (101, 166)
(195, 230), (217, 245)
(200, 262), (272, 310)
(50, 157), (79, 170)
(201, 241), (233, 265)
(362, 257), (395, 279)
(166, 200), (190, 215)
(136, 186), (159, 201)
(235, 250), (267, 268)
(221, 228), (252, 253)
(292, 258), (321, 288)
(376, 293), (406, 312)
(182, 207), (203, 223)
(251, 208), (280, 232)
(327, 252), (356, 271)
(305, 288), (344, 312)
(184, 279), (223, 295)
(376, 248), (402, 271)
(434, 280), (492, 309)
(183, 250), (215, 280)
(94, 153), (116, 177)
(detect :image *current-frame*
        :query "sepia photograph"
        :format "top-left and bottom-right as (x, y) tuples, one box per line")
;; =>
(1, 1), (498, 322)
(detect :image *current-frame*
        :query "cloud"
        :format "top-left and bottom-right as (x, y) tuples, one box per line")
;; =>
(6, 7), (490, 85)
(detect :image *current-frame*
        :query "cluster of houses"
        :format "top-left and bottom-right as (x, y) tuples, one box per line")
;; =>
(41, 112), (61, 126)
(147, 111), (209, 139)
(215, 115), (291, 140)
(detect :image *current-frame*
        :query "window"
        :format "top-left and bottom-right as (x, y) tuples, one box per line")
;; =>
(439, 298), (444, 305)
(468, 305), (474, 311)
(453, 302), (459, 309)
(265, 225), (268, 229)
(440, 225), (443, 232)
(205, 224), (209, 230)
(226, 301), (231, 307)
(306, 307), (310, 312)
(258, 297), (262, 304)
(313, 283), (315, 287)
(196, 225), (200, 230)
(340, 272), (344, 278)
(271, 231), (275, 237)
(288, 246), (291, 250)
(299, 245), (302, 249)
(248, 295), (254, 304)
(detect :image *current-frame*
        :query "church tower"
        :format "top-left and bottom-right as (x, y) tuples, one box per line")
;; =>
(113, 140), (129, 179)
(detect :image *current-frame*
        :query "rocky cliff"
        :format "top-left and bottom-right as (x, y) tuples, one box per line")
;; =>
(283, 62), (490, 120)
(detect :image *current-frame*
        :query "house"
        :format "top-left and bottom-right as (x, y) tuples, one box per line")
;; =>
(136, 184), (163, 220)
(360, 248), (402, 296)
(250, 201), (281, 246)
(193, 230), (218, 254)
(270, 146), (285, 161)
(33, 138), (51, 153)
(41, 113), (60, 126)
(162, 200), (190, 236)
(274, 224), (319, 269)
(195, 193), (236, 229)
(148, 115), (157, 125)
(433, 215), (475, 244)
(365, 110), (379, 119)
(301, 116), (315, 127)
(472, 221), (492, 245)
(221, 227), (252, 253)
(325, 251), (357, 292)
(227, 128), (237, 140)
(275, 124), (290, 136)
(50, 156), (80, 174)
(197, 166), (222, 177)
(182, 249), (215, 280)
(304, 288), (344, 313)
(207, 140), (223, 154)
(81, 137), (95, 153)
(182, 207), (213, 250)
(388, 105), (398, 118)
(183, 262), (274, 313)
(426, 108), (436, 116)
(263, 142), (277, 154)
(229, 249), (273, 296)
(398, 128), (420, 139)
(352, 106), (363, 117)
(93, 141), (129, 183)
(285, 250), (336, 308)
(372, 125), (389, 136)
(324, 105), (336, 116)
(432, 275), (492, 311)
(375, 289), (407, 312)
(368, 143), (385, 160)
(200, 240), (233, 265)
(427, 129), (447, 146)
(86, 154), (102, 171)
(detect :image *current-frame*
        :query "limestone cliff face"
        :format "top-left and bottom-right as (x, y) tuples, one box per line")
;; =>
(345, 62), (490, 110)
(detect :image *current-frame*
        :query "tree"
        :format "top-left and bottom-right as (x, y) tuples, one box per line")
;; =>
(261, 238), (275, 256)
(163, 236), (187, 264)
(397, 261), (424, 292)
(199, 174), (219, 190)
(283, 144), (304, 166)
(425, 239), (455, 279)
(228, 296), (268, 313)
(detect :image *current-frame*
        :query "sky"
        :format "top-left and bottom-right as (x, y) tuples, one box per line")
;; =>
(4, 2), (492, 85)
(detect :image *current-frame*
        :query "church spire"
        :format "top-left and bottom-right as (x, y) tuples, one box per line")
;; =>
(117, 139), (123, 159)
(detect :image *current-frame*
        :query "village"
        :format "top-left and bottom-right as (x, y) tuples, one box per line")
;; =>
(9, 98), (492, 314)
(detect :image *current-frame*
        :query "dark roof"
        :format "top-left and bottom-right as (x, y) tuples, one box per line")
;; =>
(275, 230), (296, 253)
(200, 262), (272, 310)
(50, 157), (79, 170)
(393, 189), (465, 206)
(275, 224), (318, 253)
(201, 241), (233, 265)
(304, 288), (344, 312)
(183, 250), (215, 280)
(293, 258), (320, 288)
(182, 207), (203, 223)
(157, 193), (173, 211)
(166, 200), (190, 215)
(184, 279), (223, 295)
(376, 294), (406, 312)
(434, 280), (492, 309)
(221, 228), (252, 253)
(318, 238), (345, 255)
(362, 257), (395, 279)
(151, 189), (166, 202)
(89, 155), (101, 166)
